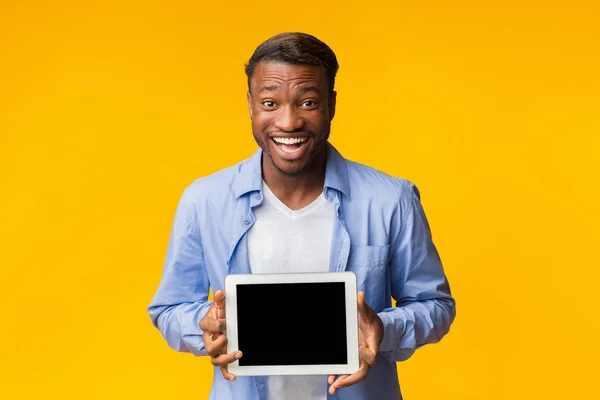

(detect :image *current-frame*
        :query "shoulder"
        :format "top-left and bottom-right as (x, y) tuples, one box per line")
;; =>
(345, 159), (420, 204)
(178, 157), (251, 206)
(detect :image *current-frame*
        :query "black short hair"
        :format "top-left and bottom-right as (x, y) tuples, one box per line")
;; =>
(245, 32), (339, 93)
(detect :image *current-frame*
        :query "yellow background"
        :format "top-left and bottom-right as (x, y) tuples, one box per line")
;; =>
(1, 0), (599, 399)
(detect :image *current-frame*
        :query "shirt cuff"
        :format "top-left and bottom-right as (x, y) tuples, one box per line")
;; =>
(184, 301), (213, 356)
(377, 310), (406, 353)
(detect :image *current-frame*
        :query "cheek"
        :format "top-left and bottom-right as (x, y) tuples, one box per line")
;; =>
(314, 118), (331, 137)
(252, 114), (272, 134)
(310, 111), (330, 132)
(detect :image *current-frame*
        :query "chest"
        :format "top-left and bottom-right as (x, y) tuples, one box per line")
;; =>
(247, 195), (335, 274)
(200, 192), (396, 312)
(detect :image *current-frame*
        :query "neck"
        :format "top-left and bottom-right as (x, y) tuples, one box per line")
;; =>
(262, 149), (327, 211)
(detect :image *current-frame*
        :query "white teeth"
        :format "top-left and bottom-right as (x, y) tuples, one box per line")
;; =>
(273, 137), (308, 145)
(280, 146), (301, 153)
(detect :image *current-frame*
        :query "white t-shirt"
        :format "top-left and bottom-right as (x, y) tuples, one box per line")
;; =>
(248, 182), (334, 400)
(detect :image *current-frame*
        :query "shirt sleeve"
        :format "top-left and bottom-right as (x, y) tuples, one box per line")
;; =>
(377, 182), (456, 362)
(147, 188), (212, 356)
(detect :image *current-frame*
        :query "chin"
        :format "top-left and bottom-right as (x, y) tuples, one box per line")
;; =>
(274, 161), (309, 177)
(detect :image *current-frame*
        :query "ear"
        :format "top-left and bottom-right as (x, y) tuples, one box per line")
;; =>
(247, 91), (253, 119)
(329, 90), (337, 121)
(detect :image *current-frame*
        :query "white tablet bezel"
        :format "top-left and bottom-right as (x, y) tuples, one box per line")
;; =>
(225, 271), (359, 376)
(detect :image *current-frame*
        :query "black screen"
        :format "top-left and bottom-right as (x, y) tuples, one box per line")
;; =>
(236, 282), (347, 366)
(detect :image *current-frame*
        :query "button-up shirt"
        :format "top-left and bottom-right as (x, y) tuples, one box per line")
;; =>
(148, 143), (456, 400)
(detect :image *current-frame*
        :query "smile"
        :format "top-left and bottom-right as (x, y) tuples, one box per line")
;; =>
(271, 136), (310, 155)
(272, 137), (309, 145)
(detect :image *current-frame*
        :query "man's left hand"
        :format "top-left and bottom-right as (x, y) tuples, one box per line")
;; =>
(328, 291), (384, 395)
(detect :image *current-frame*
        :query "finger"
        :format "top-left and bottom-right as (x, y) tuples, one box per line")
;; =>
(331, 361), (369, 392)
(211, 350), (242, 367)
(329, 374), (349, 395)
(359, 342), (377, 366)
(214, 290), (226, 320)
(213, 351), (242, 381)
(365, 334), (380, 358)
(328, 375), (336, 385)
(199, 316), (226, 334)
(220, 364), (236, 381)
(204, 332), (227, 356)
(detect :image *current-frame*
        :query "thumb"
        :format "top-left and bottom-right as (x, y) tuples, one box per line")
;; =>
(357, 291), (369, 322)
(214, 290), (226, 319)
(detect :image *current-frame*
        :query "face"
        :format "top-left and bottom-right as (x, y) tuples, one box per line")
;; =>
(247, 62), (336, 177)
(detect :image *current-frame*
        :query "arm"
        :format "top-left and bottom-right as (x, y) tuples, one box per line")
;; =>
(378, 182), (456, 363)
(147, 188), (212, 356)
(329, 182), (455, 394)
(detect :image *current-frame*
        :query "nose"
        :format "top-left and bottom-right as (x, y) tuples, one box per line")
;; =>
(274, 105), (304, 132)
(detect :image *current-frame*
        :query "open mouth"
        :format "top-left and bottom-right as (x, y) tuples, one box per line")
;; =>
(271, 136), (309, 154)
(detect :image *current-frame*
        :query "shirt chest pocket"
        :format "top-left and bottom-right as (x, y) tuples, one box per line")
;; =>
(346, 245), (390, 311)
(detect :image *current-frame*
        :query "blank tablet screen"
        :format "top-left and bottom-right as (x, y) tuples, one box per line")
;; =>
(236, 282), (347, 366)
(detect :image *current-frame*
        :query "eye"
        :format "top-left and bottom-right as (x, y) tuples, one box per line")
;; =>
(301, 100), (318, 108)
(262, 100), (276, 108)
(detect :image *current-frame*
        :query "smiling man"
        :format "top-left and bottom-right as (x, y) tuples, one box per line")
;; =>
(148, 32), (456, 400)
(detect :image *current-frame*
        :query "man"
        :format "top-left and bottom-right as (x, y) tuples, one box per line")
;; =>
(148, 32), (455, 400)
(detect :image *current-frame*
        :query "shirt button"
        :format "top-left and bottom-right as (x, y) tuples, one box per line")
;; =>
(244, 219), (251, 225)
(255, 193), (262, 200)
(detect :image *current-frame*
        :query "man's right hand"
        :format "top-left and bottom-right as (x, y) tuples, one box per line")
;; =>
(199, 290), (242, 381)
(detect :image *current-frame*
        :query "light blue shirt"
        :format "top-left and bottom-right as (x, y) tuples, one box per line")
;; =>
(148, 143), (456, 400)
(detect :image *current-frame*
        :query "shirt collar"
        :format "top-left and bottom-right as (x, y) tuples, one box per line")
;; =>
(232, 142), (350, 199)
(323, 142), (350, 199)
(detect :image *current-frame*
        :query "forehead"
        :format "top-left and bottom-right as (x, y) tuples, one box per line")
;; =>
(250, 62), (327, 91)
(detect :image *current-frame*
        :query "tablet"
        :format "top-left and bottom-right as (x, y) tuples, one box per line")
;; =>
(225, 272), (359, 376)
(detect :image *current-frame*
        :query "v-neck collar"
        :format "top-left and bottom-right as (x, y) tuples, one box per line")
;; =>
(261, 181), (329, 219)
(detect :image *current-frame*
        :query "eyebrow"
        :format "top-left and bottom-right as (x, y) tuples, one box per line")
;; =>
(259, 85), (279, 93)
(258, 85), (321, 94)
(297, 85), (320, 95)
